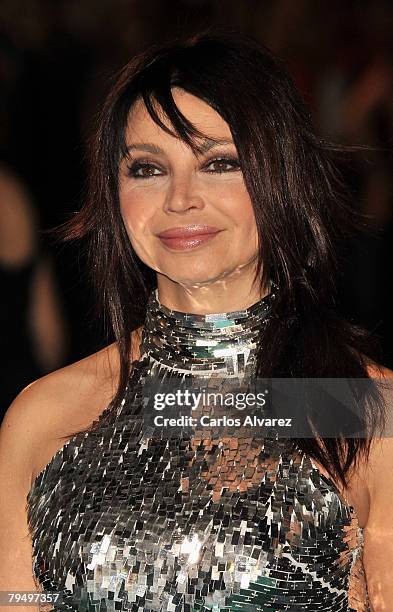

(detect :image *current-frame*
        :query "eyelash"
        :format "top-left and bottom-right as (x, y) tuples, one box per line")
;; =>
(126, 157), (241, 179)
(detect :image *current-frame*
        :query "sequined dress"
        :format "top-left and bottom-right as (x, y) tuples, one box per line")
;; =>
(27, 287), (369, 611)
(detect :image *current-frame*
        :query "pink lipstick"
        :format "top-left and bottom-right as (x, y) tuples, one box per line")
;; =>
(157, 225), (222, 251)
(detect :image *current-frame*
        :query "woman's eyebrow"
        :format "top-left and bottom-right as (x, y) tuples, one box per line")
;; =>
(126, 143), (164, 155)
(126, 138), (235, 156)
(197, 138), (235, 153)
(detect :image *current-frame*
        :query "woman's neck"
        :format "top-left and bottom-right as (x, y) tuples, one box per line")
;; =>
(155, 278), (272, 315)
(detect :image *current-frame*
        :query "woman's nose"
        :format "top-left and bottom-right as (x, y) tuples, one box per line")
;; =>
(163, 177), (205, 214)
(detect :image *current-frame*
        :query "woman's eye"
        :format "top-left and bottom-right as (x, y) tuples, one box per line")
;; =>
(126, 157), (240, 179)
(204, 158), (240, 173)
(126, 162), (162, 179)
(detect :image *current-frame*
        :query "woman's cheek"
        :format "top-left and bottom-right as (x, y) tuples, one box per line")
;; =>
(120, 193), (151, 232)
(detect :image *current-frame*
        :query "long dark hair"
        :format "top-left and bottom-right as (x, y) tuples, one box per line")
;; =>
(53, 28), (386, 491)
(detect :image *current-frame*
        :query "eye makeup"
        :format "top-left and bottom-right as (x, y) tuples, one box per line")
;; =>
(125, 155), (241, 179)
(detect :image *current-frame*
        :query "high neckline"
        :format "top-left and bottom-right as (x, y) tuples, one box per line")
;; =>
(139, 284), (277, 376)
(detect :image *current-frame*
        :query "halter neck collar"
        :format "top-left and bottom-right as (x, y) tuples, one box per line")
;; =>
(139, 283), (276, 376)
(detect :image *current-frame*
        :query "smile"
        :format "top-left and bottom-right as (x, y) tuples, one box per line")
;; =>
(157, 231), (222, 251)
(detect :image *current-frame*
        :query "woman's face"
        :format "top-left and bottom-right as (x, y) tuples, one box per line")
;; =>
(119, 88), (259, 291)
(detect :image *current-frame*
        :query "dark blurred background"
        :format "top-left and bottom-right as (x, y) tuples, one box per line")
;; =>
(1, 0), (392, 416)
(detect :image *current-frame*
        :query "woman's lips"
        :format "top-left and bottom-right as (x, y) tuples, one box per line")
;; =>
(158, 231), (222, 250)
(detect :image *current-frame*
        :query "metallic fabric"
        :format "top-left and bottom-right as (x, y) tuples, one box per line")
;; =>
(26, 286), (369, 611)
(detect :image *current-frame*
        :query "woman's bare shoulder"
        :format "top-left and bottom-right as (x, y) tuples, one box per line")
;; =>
(0, 329), (143, 486)
(7, 325), (143, 424)
(365, 360), (393, 452)
(366, 361), (393, 379)
(359, 361), (393, 504)
(1, 342), (117, 447)
(11, 341), (120, 422)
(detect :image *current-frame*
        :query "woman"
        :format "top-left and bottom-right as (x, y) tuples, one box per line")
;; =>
(0, 30), (392, 612)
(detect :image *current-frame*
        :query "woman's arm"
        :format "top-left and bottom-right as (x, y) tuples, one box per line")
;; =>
(363, 435), (393, 610)
(0, 386), (53, 611)
(362, 366), (393, 610)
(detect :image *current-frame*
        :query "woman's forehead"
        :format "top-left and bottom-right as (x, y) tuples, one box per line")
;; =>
(125, 91), (232, 144)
